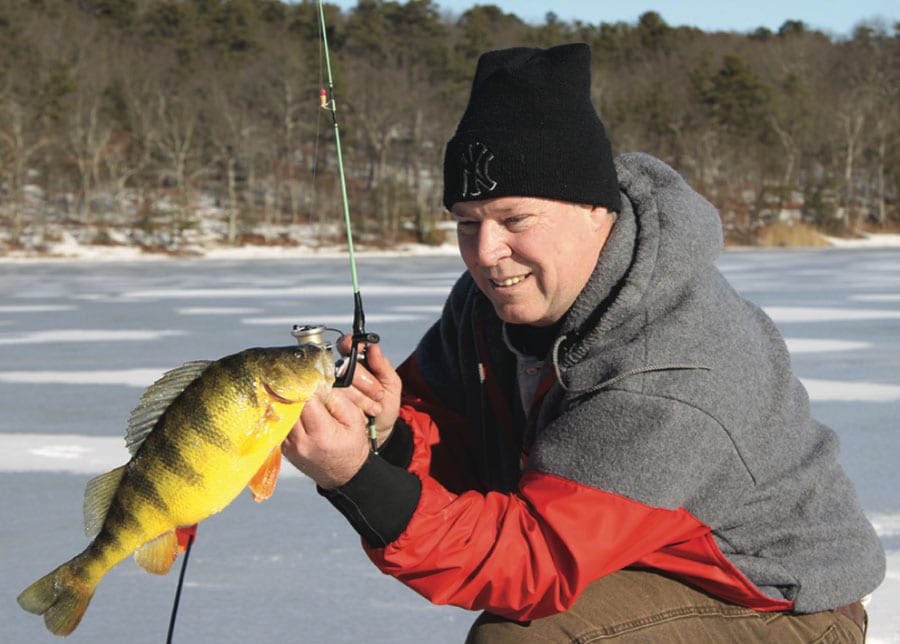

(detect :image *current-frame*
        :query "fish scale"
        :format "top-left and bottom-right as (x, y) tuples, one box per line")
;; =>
(17, 344), (335, 637)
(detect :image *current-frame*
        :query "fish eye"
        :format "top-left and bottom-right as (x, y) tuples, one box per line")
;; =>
(292, 348), (307, 360)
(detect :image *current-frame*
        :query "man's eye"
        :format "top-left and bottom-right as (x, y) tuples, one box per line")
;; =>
(504, 215), (531, 231)
(456, 221), (479, 235)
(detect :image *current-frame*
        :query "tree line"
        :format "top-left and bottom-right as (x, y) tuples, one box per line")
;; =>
(1, 0), (897, 252)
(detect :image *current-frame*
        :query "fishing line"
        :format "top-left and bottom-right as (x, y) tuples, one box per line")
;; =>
(166, 530), (195, 644)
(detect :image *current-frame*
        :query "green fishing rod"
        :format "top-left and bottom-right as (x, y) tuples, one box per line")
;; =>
(310, 0), (380, 451)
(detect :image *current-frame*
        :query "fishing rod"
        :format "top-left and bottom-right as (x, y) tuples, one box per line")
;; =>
(168, 8), (379, 641)
(292, 0), (380, 452)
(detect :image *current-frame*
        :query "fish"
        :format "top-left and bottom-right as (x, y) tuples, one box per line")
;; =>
(17, 344), (334, 637)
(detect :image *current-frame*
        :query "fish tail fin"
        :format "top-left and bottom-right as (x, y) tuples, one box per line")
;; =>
(17, 561), (96, 637)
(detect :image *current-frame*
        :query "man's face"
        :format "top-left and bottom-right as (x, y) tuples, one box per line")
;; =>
(452, 196), (615, 327)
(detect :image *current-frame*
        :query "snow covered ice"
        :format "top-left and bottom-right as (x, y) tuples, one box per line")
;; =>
(2, 245), (898, 643)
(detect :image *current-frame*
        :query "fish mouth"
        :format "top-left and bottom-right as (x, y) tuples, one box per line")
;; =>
(263, 382), (297, 404)
(490, 273), (531, 288)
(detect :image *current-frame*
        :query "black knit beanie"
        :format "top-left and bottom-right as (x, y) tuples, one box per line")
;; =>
(443, 43), (621, 213)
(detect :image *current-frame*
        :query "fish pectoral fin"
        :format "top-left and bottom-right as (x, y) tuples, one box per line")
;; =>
(248, 447), (282, 502)
(83, 465), (128, 539)
(134, 531), (179, 575)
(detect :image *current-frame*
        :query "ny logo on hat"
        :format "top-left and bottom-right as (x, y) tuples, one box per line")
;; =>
(461, 142), (497, 198)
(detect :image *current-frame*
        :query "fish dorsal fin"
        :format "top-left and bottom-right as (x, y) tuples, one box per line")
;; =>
(83, 465), (127, 538)
(248, 447), (283, 502)
(134, 530), (179, 575)
(125, 361), (212, 455)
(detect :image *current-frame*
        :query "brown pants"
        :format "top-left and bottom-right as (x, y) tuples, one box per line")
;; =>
(466, 569), (865, 643)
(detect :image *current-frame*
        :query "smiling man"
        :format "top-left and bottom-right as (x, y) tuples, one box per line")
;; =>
(282, 44), (884, 642)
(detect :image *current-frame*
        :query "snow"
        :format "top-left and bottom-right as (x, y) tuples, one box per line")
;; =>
(0, 329), (187, 346)
(0, 370), (171, 387)
(765, 306), (900, 322)
(825, 233), (900, 249)
(0, 236), (464, 263)
(1, 239), (899, 643)
(801, 378), (900, 402)
(0, 228), (896, 264)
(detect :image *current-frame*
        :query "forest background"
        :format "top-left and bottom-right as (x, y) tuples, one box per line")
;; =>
(1, 0), (898, 256)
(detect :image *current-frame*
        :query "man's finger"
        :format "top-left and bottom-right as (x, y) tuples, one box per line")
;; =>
(297, 395), (330, 438)
(327, 391), (368, 427)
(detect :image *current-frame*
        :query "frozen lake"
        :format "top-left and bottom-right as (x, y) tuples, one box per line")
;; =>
(2, 249), (898, 643)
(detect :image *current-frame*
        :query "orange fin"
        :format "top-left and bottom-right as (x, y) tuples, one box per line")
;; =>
(134, 531), (179, 575)
(248, 447), (281, 502)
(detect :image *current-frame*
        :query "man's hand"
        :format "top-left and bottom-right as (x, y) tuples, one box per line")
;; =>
(282, 392), (371, 489)
(282, 340), (402, 489)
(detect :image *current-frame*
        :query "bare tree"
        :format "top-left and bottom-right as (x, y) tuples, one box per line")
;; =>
(0, 101), (49, 243)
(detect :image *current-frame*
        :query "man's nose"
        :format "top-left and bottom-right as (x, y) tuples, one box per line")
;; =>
(475, 220), (511, 266)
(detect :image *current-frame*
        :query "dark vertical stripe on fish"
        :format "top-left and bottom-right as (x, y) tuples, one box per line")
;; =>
(125, 469), (170, 515)
(89, 498), (144, 560)
(169, 381), (235, 452)
(162, 444), (205, 486)
(143, 430), (205, 487)
(90, 530), (122, 563)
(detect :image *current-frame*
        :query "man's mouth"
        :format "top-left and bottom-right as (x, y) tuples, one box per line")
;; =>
(491, 273), (530, 287)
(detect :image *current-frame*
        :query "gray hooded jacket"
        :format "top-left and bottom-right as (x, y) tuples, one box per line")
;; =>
(413, 152), (885, 612)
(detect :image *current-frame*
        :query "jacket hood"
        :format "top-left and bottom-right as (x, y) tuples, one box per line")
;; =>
(558, 153), (723, 372)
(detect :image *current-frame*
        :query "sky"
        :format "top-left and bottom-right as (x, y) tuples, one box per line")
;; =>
(326, 0), (898, 37)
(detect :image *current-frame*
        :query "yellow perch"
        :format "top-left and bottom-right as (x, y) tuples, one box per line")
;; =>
(18, 344), (334, 636)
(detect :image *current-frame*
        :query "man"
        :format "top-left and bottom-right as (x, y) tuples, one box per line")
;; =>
(283, 43), (884, 641)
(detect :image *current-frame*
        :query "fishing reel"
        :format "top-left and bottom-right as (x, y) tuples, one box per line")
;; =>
(292, 322), (382, 453)
(290, 323), (380, 389)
